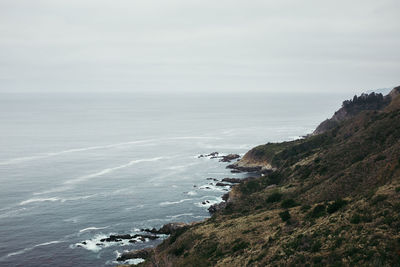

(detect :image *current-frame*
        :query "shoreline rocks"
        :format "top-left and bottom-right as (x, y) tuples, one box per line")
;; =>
(142, 222), (189, 235)
(117, 247), (153, 261)
(219, 154), (240, 162)
(198, 152), (241, 163)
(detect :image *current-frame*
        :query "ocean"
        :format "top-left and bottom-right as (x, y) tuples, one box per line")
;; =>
(0, 92), (347, 266)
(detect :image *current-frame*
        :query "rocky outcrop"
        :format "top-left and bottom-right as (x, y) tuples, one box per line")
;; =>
(219, 154), (240, 162)
(142, 222), (190, 235)
(117, 247), (153, 261)
(208, 201), (227, 214)
(313, 89), (397, 135)
(198, 152), (241, 162)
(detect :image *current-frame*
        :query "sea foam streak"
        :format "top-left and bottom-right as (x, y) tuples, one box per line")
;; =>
(0, 139), (156, 166)
(64, 157), (165, 185)
(19, 195), (96, 206)
(0, 136), (218, 166)
(5, 241), (63, 258)
(159, 199), (192, 206)
(79, 226), (109, 233)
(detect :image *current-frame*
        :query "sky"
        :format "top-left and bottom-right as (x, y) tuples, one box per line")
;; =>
(0, 0), (399, 94)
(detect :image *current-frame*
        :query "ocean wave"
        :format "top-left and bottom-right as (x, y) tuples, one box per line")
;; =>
(0, 207), (29, 219)
(186, 191), (197, 196)
(159, 199), (192, 206)
(72, 231), (153, 253)
(19, 197), (61, 205)
(19, 194), (97, 206)
(79, 226), (109, 233)
(195, 197), (223, 208)
(199, 183), (230, 192)
(0, 139), (157, 166)
(33, 186), (73, 196)
(109, 251), (145, 266)
(64, 157), (165, 185)
(0, 136), (220, 166)
(5, 240), (63, 259)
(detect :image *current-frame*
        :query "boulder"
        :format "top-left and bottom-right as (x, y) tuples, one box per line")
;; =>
(117, 248), (153, 261)
(219, 154), (240, 162)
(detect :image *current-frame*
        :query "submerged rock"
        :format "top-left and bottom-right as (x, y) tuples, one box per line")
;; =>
(198, 152), (219, 158)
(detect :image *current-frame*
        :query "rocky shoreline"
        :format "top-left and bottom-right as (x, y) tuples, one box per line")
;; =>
(116, 152), (272, 264)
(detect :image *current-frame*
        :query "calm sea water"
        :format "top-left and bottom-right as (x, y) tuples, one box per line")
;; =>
(0, 92), (347, 266)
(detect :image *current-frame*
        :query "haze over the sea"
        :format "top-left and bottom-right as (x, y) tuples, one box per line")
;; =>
(0, 0), (399, 94)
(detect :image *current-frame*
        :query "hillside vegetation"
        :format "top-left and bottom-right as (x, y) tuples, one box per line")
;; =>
(135, 86), (400, 267)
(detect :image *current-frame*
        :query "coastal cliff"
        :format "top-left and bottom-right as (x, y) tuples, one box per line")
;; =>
(125, 86), (400, 266)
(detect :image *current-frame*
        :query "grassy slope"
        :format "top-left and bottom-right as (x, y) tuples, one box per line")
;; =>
(139, 94), (400, 267)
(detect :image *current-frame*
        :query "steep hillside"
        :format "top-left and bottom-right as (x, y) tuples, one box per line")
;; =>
(312, 87), (399, 135)
(127, 87), (400, 267)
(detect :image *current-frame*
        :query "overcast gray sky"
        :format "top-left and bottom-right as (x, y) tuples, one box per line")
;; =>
(0, 0), (399, 93)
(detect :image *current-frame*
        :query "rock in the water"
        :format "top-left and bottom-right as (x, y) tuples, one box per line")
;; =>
(142, 227), (159, 234)
(219, 154), (240, 162)
(215, 182), (231, 187)
(198, 152), (219, 158)
(117, 248), (153, 261)
(221, 177), (242, 183)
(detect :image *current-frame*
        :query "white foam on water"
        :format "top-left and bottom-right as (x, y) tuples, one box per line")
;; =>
(195, 197), (223, 208)
(19, 194), (97, 206)
(108, 251), (145, 266)
(199, 183), (230, 192)
(73, 232), (151, 253)
(186, 191), (197, 196)
(159, 199), (192, 206)
(0, 207), (29, 219)
(64, 157), (165, 185)
(33, 186), (73, 196)
(5, 240), (63, 259)
(19, 197), (60, 205)
(79, 226), (109, 233)
(0, 139), (157, 166)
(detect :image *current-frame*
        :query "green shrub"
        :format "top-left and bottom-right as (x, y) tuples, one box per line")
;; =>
(308, 204), (326, 219)
(231, 239), (249, 252)
(281, 199), (298, 209)
(311, 240), (322, 252)
(266, 192), (283, 203)
(350, 214), (361, 224)
(279, 210), (291, 222)
(371, 194), (388, 205)
(395, 187), (400, 193)
(374, 155), (386, 162)
(300, 204), (311, 212)
(327, 198), (347, 214)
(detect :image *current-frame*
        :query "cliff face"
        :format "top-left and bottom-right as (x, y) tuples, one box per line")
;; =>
(135, 86), (400, 267)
